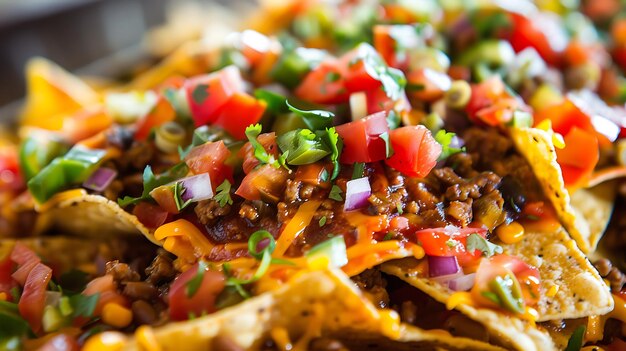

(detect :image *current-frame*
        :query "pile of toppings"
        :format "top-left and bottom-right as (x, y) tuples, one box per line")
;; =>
(1, 0), (626, 349)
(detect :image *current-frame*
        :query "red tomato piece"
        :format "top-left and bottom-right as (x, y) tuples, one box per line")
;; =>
(335, 112), (390, 163)
(384, 125), (442, 178)
(295, 60), (349, 104)
(373, 25), (401, 69)
(132, 202), (170, 229)
(406, 68), (451, 102)
(472, 254), (540, 308)
(184, 66), (246, 127)
(168, 263), (225, 321)
(212, 93), (267, 140)
(239, 133), (279, 174)
(414, 227), (487, 267)
(19, 262), (52, 332)
(365, 88), (411, 115)
(556, 127), (599, 188)
(508, 13), (566, 67)
(235, 164), (289, 203)
(10, 242), (41, 286)
(294, 163), (332, 189)
(342, 47), (382, 93)
(0, 147), (23, 192)
(184, 141), (231, 186)
(134, 96), (176, 141)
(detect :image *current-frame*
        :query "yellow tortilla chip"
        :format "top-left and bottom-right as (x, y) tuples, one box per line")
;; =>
(569, 181), (616, 251)
(20, 57), (100, 129)
(509, 127), (592, 253)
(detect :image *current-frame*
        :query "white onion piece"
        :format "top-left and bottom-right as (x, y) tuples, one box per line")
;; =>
(350, 92), (368, 121)
(344, 177), (371, 211)
(180, 173), (214, 202)
(449, 273), (476, 291)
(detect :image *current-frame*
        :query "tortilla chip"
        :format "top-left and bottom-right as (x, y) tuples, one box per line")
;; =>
(38, 193), (156, 244)
(509, 127), (592, 253)
(382, 259), (556, 351)
(569, 181), (616, 251)
(118, 269), (501, 351)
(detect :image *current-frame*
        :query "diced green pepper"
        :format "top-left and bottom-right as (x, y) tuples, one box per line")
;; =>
(271, 48), (327, 89)
(458, 40), (515, 69)
(488, 273), (525, 314)
(27, 147), (107, 203)
(19, 134), (68, 181)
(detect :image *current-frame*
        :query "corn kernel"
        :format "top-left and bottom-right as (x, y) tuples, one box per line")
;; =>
(83, 331), (126, 351)
(102, 303), (132, 329)
(496, 221), (525, 244)
(546, 285), (559, 297)
(136, 325), (161, 351)
(0, 292), (6, 301)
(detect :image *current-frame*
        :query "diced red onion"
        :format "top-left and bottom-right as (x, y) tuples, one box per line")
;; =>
(428, 255), (460, 277)
(179, 173), (213, 202)
(448, 273), (476, 291)
(83, 168), (117, 192)
(344, 177), (371, 211)
(431, 271), (464, 285)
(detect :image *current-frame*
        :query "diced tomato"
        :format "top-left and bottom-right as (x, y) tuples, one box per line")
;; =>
(385, 125), (441, 178)
(239, 133), (279, 174)
(184, 141), (231, 186)
(373, 25), (402, 69)
(0, 256), (16, 300)
(365, 87), (411, 115)
(83, 275), (128, 317)
(36, 334), (80, 351)
(472, 254), (540, 309)
(134, 96), (176, 141)
(168, 263), (225, 321)
(149, 185), (179, 214)
(556, 127), (599, 188)
(414, 227), (488, 267)
(133, 201), (170, 229)
(294, 163), (331, 189)
(295, 60), (349, 104)
(184, 66), (246, 127)
(0, 147), (24, 192)
(235, 164), (289, 203)
(335, 112), (390, 163)
(341, 47), (383, 93)
(212, 93), (267, 140)
(406, 68), (451, 102)
(11, 242), (41, 286)
(19, 262), (52, 332)
(507, 13), (566, 67)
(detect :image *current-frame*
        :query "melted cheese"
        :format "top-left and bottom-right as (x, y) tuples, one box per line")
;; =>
(585, 294), (626, 343)
(446, 292), (474, 310)
(274, 200), (321, 256)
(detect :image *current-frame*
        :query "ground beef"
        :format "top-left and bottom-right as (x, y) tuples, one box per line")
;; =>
(145, 250), (177, 285)
(594, 258), (626, 292)
(446, 200), (473, 227)
(195, 199), (232, 225)
(351, 269), (390, 308)
(106, 261), (140, 284)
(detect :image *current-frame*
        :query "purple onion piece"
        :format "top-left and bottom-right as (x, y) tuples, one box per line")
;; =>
(83, 168), (117, 192)
(180, 173), (213, 202)
(427, 255), (460, 277)
(448, 273), (476, 292)
(344, 177), (372, 211)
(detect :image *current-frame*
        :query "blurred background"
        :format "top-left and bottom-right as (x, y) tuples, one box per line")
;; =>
(0, 0), (251, 117)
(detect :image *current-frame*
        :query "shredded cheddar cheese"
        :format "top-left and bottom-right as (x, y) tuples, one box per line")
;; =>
(274, 200), (321, 256)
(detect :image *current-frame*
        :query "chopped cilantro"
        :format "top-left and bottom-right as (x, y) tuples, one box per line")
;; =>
(466, 234), (503, 257)
(320, 127), (342, 180)
(286, 101), (335, 130)
(352, 162), (365, 179)
(329, 185), (343, 201)
(118, 163), (188, 207)
(191, 84), (209, 104)
(319, 216), (327, 227)
(244, 124), (288, 170)
(320, 168), (330, 182)
(173, 182), (193, 211)
(214, 180), (233, 207)
(435, 130), (465, 161)
(70, 293), (100, 318)
(185, 261), (208, 298)
(326, 72), (341, 82)
(354, 43), (406, 100)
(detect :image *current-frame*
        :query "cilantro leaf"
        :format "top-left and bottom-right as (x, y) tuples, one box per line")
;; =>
(118, 163), (189, 207)
(352, 162), (365, 179)
(379, 131), (394, 158)
(214, 180), (234, 207)
(466, 234), (503, 257)
(70, 293), (99, 318)
(191, 84), (209, 104)
(319, 127), (342, 180)
(435, 130), (465, 161)
(245, 124), (278, 168)
(354, 44), (406, 101)
(173, 182), (193, 211)
(564, 325), (586, 351)
(329, 185), (343, 201)
(254, 89), (289, 114)
(286, 101), (334, 130)
(186, 261), (208, 298)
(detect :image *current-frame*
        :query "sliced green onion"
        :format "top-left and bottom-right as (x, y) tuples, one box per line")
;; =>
(248, 230), (276, 260)
(488, 273), (525, 314)
(444, 80), (472, 109)
(305, 236), (348, 268)
(156, 122), (186, 154)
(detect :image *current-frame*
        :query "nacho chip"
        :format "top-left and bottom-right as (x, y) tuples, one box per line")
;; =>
(569, 181), (616, 251)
